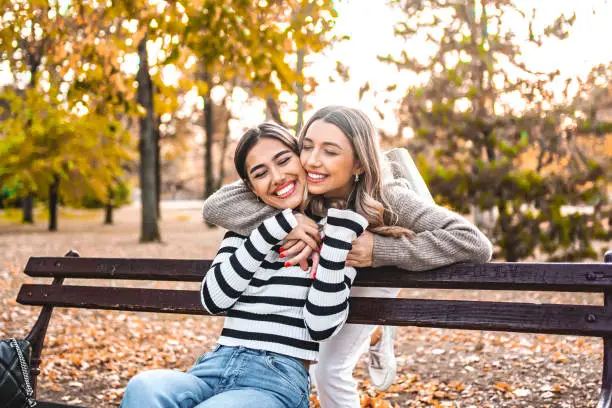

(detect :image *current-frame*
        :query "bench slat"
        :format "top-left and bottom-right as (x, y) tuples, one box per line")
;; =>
(25, 257), (612, 292)
(25, 257), (211, 281)
(17, 284), (612, 337)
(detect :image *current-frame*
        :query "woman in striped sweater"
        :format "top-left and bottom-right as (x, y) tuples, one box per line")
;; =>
(202, 106), (493, 407)
(120, 122), (368, 408)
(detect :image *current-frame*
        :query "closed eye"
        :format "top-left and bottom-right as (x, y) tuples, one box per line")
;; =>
(278, 156), (290, 165)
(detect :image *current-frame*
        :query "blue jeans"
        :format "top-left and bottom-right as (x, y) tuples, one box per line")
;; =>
(120, 345), (310, 408)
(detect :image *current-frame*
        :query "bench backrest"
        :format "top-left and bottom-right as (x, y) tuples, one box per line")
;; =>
(17, 254), (612, 337)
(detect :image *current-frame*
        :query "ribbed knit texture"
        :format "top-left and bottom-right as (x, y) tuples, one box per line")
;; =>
(201, 208), (368, 361)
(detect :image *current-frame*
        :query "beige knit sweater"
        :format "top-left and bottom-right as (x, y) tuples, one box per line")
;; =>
(202, 178), (492, 271)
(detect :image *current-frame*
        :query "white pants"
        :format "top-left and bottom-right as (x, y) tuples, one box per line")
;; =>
(310, 286), (401, 408)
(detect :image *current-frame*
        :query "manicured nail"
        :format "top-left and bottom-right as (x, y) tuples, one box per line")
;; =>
(279, 247), (285, 252)
(280, 253), (286, 258)
(284, 262), (291, 268)
(318, 245), (322, 251)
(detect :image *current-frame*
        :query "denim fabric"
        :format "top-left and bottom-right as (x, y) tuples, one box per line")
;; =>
(120, 345), (309, 408)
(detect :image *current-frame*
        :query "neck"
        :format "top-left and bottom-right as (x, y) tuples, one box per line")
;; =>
(323, 184), (357, 210)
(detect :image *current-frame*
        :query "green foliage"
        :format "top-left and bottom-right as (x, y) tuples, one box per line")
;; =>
(82, 182), (131, 209)
(0, 86), (133, 206)
(386, 0), (610, 261)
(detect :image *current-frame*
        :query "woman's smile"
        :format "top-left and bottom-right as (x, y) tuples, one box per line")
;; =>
(273, 181), (297, 198)
(306, 170), (328, 184)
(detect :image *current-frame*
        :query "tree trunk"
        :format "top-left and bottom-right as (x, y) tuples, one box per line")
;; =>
(295, 48), (305, 134)
(22, 70), (39, 225)
(104, 188), (113, 225)
(104, 203), (113, 225)
(137, 33), (161, 242)
(22, 193), (34, 224)
(216, 113), (231, 190)
(154, 114), (161, 219)
(203, 92), (215, 199)
(48, 174), (59, 231)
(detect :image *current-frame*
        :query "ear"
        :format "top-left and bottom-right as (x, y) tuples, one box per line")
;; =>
(353, 160), (364, 177)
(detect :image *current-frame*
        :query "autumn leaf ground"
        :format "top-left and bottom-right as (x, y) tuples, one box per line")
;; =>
(0, 203), (608, 407)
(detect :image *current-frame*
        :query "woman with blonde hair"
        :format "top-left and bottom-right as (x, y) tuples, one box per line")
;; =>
(203, 105), (492, 407)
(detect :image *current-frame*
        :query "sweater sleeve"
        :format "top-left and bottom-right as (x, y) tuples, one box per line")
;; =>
(372, 179), (493, 271)
(304, 208), (368, 341)
(201, 209), (297, 314)
(202, 179), (279, 236)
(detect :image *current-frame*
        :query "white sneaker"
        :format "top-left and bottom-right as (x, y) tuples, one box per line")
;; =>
(368, 325), (397, 391)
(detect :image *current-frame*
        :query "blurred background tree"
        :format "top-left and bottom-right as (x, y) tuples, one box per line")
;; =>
(380, 0), (611, 261)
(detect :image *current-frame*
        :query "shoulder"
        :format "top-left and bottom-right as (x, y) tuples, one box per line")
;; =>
(382, 178), (418, 204)
(220, 230), (247, 247)
(223, 230), (247, 240)
(381, 178), (440, 218)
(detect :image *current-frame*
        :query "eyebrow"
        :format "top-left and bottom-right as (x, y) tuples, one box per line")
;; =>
(302, 137), (342, 149)
(248, 149), (292, 174)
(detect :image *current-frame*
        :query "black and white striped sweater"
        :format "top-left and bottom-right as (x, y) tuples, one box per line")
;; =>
(201, 208), (368, 361)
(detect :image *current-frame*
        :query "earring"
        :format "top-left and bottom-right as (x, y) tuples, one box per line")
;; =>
(354, 174), (360, 182)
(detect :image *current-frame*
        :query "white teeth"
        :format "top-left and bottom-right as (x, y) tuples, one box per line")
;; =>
(308, 173), (326, 180)
(276, 183), (295, 196)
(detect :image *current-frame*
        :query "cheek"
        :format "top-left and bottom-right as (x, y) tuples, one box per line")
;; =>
(339, 154), (357, 169)
(249, 179), (268, 198)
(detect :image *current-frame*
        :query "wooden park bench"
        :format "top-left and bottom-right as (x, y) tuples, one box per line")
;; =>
(14, 249), (612, 407)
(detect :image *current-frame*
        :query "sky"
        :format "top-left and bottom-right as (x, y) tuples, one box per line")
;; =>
(300, 0), (612, 134)
(2, 0), (612, 139)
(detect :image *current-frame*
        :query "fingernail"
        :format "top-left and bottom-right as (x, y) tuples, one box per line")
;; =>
(280, 253), (285, 258)
(285, 262), (291, 268)
(279, 247), (285, 252)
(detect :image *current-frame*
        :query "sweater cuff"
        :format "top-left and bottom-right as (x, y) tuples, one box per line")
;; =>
(325, 208), (368, 242)
(260, 208), (298, 242)
(372, 234), (402, 268)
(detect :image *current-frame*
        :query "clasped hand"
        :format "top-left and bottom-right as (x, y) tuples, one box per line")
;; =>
(281, 214), (374, 272)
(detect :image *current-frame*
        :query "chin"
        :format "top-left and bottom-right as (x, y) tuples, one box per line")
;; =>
(307, 184), (326, 195)
(267, 197), (301, 210)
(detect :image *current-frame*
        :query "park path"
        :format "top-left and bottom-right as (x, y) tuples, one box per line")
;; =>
(0, 204), (606, 407)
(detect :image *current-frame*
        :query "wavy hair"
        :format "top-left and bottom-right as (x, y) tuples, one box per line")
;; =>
(298, 106), (412, 238)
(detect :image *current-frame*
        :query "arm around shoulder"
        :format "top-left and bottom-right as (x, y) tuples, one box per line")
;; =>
(202, 179), (279, 236)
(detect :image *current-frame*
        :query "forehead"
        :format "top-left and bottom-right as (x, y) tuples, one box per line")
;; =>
(304, 120), (352, 149)
(245, 137), (291, 168)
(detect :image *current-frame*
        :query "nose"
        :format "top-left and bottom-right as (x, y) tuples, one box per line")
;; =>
(303, 147), (321, 168)
(269, 166), (285, 185)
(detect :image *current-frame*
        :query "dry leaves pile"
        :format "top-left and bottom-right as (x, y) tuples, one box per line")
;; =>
(0, 205), (606, 407)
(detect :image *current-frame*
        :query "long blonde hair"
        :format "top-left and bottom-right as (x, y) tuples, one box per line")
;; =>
(299, 106), (412, 238)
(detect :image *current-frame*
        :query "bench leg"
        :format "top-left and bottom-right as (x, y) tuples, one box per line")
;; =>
(25, 249), (79, 398)
(599, 250), (612, 408)
(600, 336), (612, 408)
